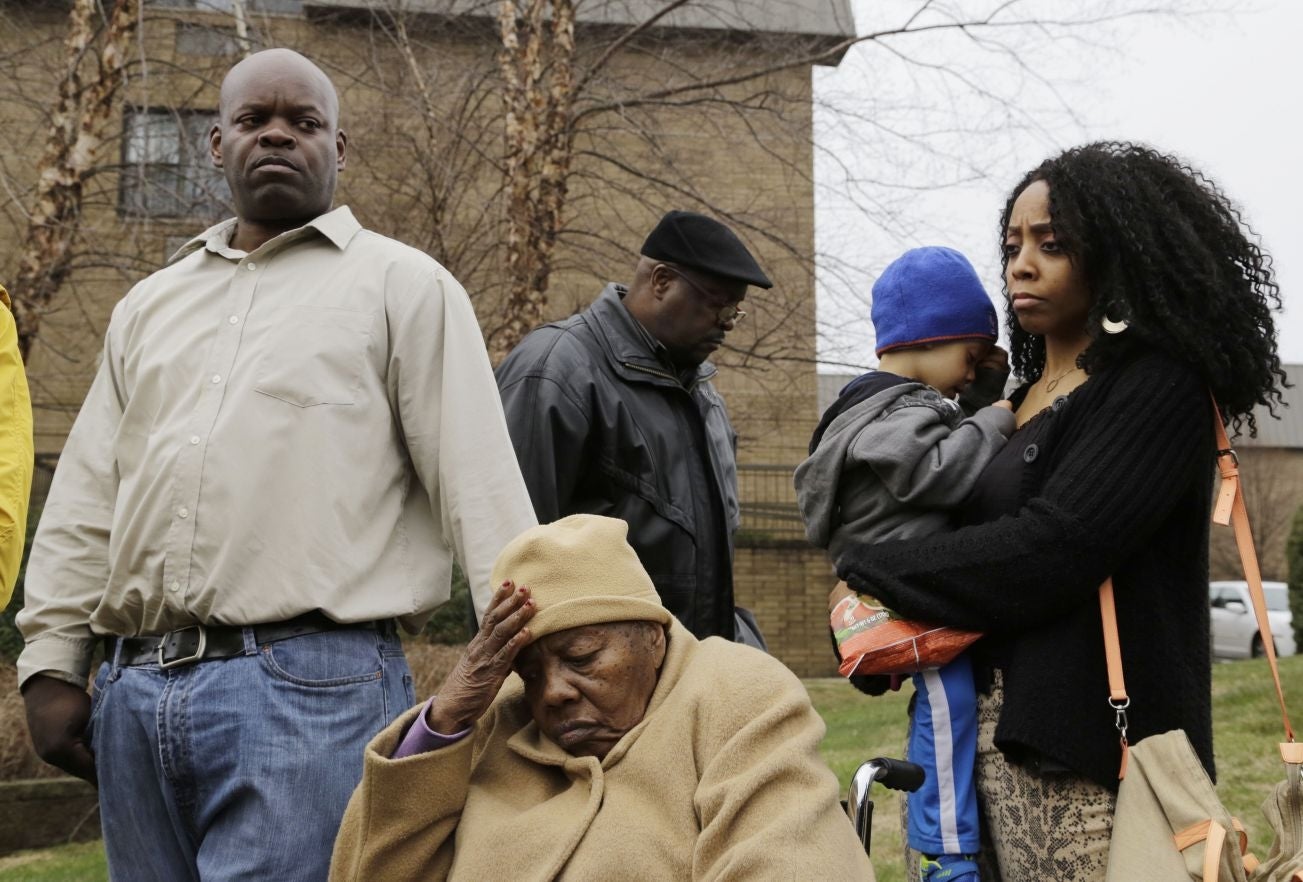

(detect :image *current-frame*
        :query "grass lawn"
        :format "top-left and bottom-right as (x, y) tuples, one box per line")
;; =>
(3, 656), (1298, 882)
(0, 842), (107, 881)
(810, 654), (1303, 882)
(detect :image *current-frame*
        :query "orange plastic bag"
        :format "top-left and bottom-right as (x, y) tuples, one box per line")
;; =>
(831, 593), (982, 677)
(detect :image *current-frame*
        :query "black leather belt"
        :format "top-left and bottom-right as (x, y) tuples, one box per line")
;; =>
(107, 611), (375, 669)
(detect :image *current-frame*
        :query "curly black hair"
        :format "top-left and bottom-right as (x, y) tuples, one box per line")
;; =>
(999, 141), (1286, 435)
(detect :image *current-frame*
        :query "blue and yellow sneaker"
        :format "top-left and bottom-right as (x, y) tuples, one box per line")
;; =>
(919, 853), (980, 882)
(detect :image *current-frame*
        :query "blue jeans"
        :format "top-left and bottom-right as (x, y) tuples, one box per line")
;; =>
(87, 623), (414, 882)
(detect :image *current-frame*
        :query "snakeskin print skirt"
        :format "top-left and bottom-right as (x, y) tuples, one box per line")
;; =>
(901, 669), (1116, 881)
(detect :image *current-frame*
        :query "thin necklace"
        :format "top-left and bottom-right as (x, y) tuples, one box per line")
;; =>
(1042, 364), (1081, 393)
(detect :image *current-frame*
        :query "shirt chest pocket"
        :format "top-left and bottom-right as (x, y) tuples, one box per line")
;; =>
(252, 305), (373, 408)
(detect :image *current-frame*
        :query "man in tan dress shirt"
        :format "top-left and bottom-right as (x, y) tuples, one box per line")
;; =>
(16, 49), (534, 881)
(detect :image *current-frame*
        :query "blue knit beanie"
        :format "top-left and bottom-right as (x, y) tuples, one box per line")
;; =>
(871, 246), (998, 356)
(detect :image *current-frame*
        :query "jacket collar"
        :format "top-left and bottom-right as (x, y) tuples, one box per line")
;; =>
(585, 284), (718, 390)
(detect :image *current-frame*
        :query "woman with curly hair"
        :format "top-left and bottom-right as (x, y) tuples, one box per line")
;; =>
(835, 141), (1286, 880)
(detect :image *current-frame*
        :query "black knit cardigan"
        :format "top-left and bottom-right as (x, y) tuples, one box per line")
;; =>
(837, 351), (1217, 791)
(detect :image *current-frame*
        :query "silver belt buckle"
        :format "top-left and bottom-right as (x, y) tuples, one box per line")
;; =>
(158, 624), (207, 669)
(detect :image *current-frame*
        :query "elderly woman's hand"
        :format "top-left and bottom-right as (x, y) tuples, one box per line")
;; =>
(425, 580), (536, 735)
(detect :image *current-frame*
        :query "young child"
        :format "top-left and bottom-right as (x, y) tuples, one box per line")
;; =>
(796, 246), (1013, 882)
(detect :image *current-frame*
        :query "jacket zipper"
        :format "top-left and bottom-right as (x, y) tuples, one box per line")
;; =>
(620, 360), (702, 392)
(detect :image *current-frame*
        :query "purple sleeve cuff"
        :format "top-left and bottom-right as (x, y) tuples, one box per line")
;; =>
(391, 697), (473, 759)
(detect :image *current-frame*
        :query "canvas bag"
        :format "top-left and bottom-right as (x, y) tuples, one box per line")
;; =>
(1103, 404), (1303, 882)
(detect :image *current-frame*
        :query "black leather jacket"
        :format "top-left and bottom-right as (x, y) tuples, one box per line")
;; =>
(495, 284), (740, 639)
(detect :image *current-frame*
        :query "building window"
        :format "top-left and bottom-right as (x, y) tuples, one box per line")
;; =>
(119, 108), (230, 220)
(148, 0), (303, 12)
(175, 22), (242, 56)
(251, 0), (305, 12)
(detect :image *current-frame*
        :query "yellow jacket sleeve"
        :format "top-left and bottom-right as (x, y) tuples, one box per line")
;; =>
(0, 285), (34, 608)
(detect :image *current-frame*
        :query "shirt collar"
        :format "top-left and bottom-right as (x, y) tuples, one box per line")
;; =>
(167, 205), (362, 265)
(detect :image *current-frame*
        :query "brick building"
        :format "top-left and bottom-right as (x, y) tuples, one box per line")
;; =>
(1, 0), (855, 674)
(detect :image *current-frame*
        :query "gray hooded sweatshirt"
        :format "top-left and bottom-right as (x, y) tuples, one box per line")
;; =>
(795, 377), (1015, 563)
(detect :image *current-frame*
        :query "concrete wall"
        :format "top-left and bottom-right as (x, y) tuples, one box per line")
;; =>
(0, 778), (100, 856)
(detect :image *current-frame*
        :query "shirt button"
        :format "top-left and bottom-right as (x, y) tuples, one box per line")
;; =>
(1023, 443), (1040, 463)
(247, 262), (257, 271)
(169, 581), (181, 593)
(211, 374), (222, 384)
(228, 315), (240, 325)
(189, 435), (200, 445)
(177, 507), (189, 519)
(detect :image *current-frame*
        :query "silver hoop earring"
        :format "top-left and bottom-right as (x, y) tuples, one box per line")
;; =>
(1101, 314), (1129, 335)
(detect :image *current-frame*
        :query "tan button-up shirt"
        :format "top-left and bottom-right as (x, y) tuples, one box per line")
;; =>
(17, 207), (535, 687)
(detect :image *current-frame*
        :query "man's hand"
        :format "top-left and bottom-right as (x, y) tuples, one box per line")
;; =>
(977, 343), (1010, 378)
(426, 580), (536, 735)
(959, 344), (1011, 412)
(22, 674), (97, 785)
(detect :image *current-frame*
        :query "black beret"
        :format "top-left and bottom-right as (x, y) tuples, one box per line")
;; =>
(640, 210), (773, 289)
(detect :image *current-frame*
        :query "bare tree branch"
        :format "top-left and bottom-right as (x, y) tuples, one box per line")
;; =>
(10, 0), (140, 358)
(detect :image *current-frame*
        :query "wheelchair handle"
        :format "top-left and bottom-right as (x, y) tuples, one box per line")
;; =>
(866, 756), (925, 792)
(846, 757), (925, 856)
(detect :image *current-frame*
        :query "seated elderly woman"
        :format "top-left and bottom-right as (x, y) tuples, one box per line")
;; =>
(330, 515), (874, 881)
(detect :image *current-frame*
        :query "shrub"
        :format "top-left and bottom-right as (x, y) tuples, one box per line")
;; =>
(1287, 503), (1303, 652)
(0, 505), (40, 661)
(418, 564), (476, 645)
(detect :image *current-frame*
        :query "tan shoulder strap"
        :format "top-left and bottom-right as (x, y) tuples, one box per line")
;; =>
(1203, 821), (1227, 882)
(1098, 578), (1131, 778)
(1207, 401), (1295, 747)
(1175, 817), (1260, 878)
(1099, 396), (1296, 781)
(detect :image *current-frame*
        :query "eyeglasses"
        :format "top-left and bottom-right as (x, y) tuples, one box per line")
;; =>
(662, 266), (747, 326)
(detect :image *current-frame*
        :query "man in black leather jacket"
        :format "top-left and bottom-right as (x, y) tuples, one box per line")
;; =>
(495, 211), (772, 640)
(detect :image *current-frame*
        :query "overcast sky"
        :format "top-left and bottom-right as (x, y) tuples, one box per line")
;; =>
(813, 0), (1302, 372)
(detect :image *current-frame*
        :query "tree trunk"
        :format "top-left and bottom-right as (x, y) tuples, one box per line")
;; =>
(490, 0), (576, 364)
(11, 0), (140, 360)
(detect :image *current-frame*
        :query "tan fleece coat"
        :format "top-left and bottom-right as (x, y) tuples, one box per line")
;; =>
(331, 621), (875, 881)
